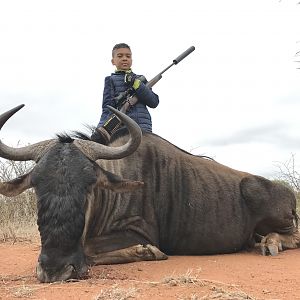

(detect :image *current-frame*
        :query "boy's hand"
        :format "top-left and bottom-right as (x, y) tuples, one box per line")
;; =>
(124, 73), (136, 86)
(124, 73), (141, 90)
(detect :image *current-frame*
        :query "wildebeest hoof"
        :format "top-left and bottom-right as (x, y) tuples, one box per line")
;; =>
(136, 244), (168, 260)
(260, 233), (283, 256)
(145, 244), (168, 260)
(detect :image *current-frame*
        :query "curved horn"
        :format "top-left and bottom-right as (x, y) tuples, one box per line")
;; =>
(0, 104), (25, 130)
(74, 106), (142, 161)
(0, 104), (57, 161)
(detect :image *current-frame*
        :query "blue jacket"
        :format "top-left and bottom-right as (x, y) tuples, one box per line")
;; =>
(98, 71), (159, 132)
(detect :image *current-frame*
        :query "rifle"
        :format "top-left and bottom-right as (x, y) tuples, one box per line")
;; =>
(94, 46), (195, 144)
(119, 46), (195, 113)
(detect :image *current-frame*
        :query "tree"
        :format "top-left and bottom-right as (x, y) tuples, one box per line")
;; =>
(275, 154), (300, 192)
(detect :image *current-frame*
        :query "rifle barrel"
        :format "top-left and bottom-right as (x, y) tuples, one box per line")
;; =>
(173, 46), (195, 64)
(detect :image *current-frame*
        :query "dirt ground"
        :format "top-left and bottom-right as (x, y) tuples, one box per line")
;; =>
(0, 242), (300, 300)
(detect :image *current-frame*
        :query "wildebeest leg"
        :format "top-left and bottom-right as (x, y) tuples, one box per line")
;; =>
(88, 244), (168, 265)
(260, 230), (300, 256)
(84, 230), (167, 264)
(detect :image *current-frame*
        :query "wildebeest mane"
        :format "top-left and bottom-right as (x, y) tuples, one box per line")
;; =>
(56, 125), (95, 142)
(70, 125), (97, 141)
(63, 126), (213, 161)
(147, 132), (214, 161)
(110, 127), (214, 161)
(56, 133), (74, 143)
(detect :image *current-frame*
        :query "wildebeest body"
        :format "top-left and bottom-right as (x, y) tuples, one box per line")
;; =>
(0, 105), (298, 283)
(84, 132), (293, 257)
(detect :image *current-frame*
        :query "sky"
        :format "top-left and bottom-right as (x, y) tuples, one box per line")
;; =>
(0, 0), (300, 178)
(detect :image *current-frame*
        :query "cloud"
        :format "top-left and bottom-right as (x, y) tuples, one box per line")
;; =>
(0, 0), (300, 178)
(200, 122), (300, 150)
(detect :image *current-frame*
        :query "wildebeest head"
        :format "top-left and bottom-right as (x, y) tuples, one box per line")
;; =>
(0, 105), (143, 282)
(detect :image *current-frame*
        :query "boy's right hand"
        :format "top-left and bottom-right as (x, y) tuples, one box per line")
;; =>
(125, 73), (144, 90)
(124, 73), (137, 86)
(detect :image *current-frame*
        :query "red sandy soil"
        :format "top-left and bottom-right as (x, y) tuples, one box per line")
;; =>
(0, 241), (300, 300)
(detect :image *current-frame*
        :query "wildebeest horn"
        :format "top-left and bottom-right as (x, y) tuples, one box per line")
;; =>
(74, 106), (142, 161)
(0, 104), (57, 162)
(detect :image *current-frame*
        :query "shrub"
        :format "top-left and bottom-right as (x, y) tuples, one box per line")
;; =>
(0, 158), (38, 242)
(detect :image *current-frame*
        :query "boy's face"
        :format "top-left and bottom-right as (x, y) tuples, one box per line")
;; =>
(111, 48), (132, 71)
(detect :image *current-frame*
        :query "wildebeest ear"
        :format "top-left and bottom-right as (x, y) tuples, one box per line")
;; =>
(240, 175), (271, 211)
(96, 168), (144, 193)
(0, 172), (32, 197)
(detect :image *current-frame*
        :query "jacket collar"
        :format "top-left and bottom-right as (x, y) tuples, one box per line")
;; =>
(114, 68), (132, 74)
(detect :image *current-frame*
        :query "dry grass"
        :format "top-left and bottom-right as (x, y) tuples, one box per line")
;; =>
(162, 269), (256, 300)
(11, 285), (34, 298)
(0, 158), (38, 242)
(203, 286), (255, 299)
(163, 269), (203, 286)
(88, 268), (256, 300)
(94, 284), (139, 300)
(0, 193), (39, 242)
(178, 288), (255, 300)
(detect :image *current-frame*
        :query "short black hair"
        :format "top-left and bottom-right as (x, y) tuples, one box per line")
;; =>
(112, 43), (131, 57)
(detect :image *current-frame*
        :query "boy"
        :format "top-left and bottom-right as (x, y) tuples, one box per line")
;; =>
(91, 43), (159, 144)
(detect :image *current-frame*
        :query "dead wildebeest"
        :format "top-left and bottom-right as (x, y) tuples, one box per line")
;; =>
(0, 104), (299, 283)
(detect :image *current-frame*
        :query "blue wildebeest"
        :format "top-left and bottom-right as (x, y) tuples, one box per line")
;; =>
(0, 104), (299, 283)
